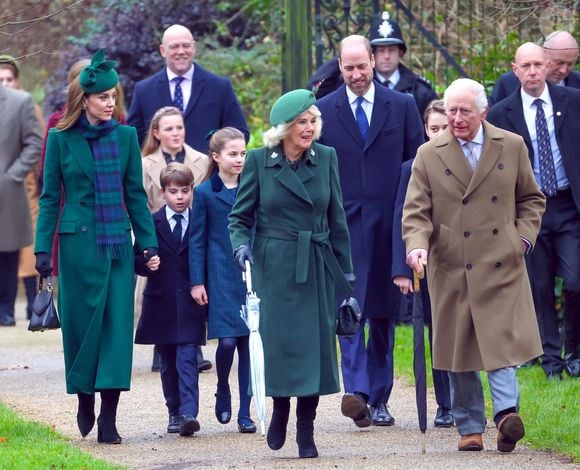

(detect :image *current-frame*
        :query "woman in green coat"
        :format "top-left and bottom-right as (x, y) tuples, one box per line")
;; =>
(35, 50), (158, 444)
(228, 89), (353, 458)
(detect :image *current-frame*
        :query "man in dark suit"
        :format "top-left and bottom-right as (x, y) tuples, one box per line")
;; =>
(317, 35), (424, 427)
(128, 24), (249, 153)
(0, 83), (42, 326)
(487, 42), (580, 379)
(489, 31), (579, 106)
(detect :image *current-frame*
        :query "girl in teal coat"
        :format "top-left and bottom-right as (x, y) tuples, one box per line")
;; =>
(228, 89), (354, 458)
(35, 50), (158, 444)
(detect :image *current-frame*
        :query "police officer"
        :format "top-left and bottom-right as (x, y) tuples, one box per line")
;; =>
(370, 12), (437, 117)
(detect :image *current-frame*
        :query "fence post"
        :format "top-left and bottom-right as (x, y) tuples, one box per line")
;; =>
(282, 0), (312, 93)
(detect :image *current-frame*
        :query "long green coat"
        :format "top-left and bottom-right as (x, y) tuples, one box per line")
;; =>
(229, 142), (353, 397)
(35, 124), (157, 394)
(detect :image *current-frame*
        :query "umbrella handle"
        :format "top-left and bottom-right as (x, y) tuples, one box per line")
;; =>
(413, 265), (424, 292)
(244, 260), (253, 293)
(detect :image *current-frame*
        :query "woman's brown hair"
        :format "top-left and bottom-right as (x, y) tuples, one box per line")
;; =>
(203, 127), (246, 181)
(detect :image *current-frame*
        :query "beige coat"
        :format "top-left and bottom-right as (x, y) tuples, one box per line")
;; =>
(403, 122), (545, 372)
(142, 143), (209, 212)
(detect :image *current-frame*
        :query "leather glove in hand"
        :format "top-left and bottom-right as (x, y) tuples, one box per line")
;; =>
(344, 272), (356, 290)
(35, 252), (52, 278)
(143, 247), (159, 261)
(234, 244), (254, 271)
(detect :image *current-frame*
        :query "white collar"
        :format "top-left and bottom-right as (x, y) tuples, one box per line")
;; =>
(166, 206), (189, 223)
(458, 124), (484, 147)
(346, 82), (375, 105)
(166, 64), (194, 83)
(520, 84), (552, 110)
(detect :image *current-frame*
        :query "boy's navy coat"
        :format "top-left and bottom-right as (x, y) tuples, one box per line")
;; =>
(135, 207), (206, 345)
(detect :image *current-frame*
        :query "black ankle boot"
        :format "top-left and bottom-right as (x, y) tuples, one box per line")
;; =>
(267, 397), (290, 450)
(97, 390), (122, 444)
(296, 396), (319, 458)
(77, 393), (95, 437)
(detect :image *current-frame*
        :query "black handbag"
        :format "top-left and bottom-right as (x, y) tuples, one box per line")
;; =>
(28, 276), (61, 332)
(336, 296), (362, 336)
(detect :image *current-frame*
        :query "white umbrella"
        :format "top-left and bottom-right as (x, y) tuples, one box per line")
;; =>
(240, 260), (267, 435)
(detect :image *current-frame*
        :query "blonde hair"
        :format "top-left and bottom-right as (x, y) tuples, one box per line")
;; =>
(141, 106), (184, 156)
(204, 127), (246, 181)
(262, 105), (323, 148)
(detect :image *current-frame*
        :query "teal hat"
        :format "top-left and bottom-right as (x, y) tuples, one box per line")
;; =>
(79, 49), (119, 94)
(270, 89), (316, 126)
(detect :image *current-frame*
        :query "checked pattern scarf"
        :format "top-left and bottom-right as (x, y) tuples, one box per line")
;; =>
(76, 115), (129, 259)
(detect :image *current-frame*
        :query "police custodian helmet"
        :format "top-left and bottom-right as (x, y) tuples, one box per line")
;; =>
(369, 11), (407, 54)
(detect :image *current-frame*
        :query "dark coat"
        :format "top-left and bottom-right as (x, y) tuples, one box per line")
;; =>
(127, 63), (249, 153)
(377, 64), (438, 118)
(36, 125), (157, 394)
(189, 173), (247, 339)
(135, 207), (206, 345)
(487, 83), (580, 213)
(229, 143), (353, 397)
(317, 83), (424, 318)
(391, 159), (432, 321)
(489, 69), (580, 106)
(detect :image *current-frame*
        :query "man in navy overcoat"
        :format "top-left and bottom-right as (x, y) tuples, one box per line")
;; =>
(317, 35), (424, 427)
(128, 24), (249, 153)
(487, 42), (580, 379)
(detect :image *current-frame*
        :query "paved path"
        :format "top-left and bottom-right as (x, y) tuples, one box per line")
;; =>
(0, 297), (576, 469)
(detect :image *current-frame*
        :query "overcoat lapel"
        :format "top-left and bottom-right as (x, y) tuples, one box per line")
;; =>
(334, 87), (365, 148)
(148, 155), (167, 192)
(64, 131), (95, 181)
(435, 132), (472, 190)
(0, 87), (7, 115)
(465, 126), (502, 197)
(184, 63), (204, 118)
(211, 172), (236, 207)
(365, 89), (391, 151)
(155, 72), (173, 109)
(504, 94), (532, 147)
(178, 208), (191, 254)
(266, 147), (313, 205)
(154, 207), (174, 249)
(550, 84), (567, 135)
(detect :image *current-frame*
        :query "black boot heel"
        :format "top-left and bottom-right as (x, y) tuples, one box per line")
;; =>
(77, 393), (95, 437)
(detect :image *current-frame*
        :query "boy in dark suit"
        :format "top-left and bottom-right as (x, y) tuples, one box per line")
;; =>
(135, 162), (207, 436)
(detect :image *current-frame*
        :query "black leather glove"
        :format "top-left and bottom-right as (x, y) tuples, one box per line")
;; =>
(35, 252), (52, 278)
(344, 272), (356, 290)
(143, 247), (159, 261)
(234, 244), (254, 271)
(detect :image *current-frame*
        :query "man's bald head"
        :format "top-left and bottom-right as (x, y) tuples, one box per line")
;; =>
(543, 31), (579, 84)
(160, 24), (196, 75)
(512, 42), (549, 97)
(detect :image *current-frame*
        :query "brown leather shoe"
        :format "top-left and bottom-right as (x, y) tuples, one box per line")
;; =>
(341, 393), (372, 428)
(497, 413), (525, 452)
(458, 433), (483, 451)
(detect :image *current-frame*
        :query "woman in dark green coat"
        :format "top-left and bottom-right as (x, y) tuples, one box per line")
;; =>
(229, 89), (353, 458)
(35, 50), (158, 444)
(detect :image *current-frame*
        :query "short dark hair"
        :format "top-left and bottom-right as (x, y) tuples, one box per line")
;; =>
(160, 162), (194, 189)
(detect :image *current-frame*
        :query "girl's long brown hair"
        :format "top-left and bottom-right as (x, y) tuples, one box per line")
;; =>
(141, 106), (184, 157)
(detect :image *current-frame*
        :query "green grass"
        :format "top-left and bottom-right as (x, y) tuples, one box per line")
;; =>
(0, 403), (123, 470)
(394, 325), (580, 461)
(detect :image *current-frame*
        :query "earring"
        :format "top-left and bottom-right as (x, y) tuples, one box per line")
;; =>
(82, 104), (87, 110)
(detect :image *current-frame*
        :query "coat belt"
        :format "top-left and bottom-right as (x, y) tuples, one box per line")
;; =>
(256, 225), (352, 296)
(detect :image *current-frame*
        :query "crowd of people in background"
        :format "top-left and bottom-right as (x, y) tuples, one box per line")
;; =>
(0, 10), (578, 460)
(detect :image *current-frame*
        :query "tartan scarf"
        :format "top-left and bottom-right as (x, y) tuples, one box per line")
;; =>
(76, 115), (129, 259)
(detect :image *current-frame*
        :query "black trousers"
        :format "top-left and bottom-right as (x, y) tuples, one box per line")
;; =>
(0, 251), (19, 322)
(527, 189), (580, 372)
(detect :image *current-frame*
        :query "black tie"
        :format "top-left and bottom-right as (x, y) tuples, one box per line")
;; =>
(172, 213), (183, 242)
